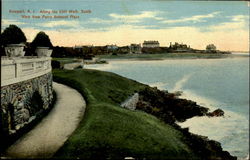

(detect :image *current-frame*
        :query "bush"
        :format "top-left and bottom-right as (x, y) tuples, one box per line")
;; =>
(51, 60), (62, 69)
(0, 24), (27, 46)
(31, 31), (53, 49)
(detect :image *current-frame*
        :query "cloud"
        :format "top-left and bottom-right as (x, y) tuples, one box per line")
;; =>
(208, 14), (248, 31)
(88, 18), (118, 24)
(231, 15), (248, 22)
(162, 11), (221, 24)
(39, 20), (80, 28)
(19, 13), (248, 52)
(108, 11), (163, 23)
(87, 18), (158, 30)
(20, 22), (248, 52)
(2, 19), (26, 27)
(86, 11), (163, 25)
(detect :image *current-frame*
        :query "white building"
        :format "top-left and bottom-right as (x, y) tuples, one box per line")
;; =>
(142, 41), (160, 48)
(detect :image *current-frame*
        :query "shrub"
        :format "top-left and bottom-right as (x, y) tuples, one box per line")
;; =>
(51, 60), (62, 69)
(31, 31), (53, 49)
(0, 24), (27, 46)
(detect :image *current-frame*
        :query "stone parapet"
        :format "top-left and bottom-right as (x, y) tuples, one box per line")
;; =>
(1, 56), (52, 87)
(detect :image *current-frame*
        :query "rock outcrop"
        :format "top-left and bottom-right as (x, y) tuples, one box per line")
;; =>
(207, 109), (224, 117)
(136, 87), (209, 123)
(133, 86), (236, 160)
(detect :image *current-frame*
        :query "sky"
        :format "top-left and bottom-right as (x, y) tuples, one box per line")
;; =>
(2, 0), (249, 51)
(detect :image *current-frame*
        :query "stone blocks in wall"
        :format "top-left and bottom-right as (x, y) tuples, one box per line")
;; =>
(121, 93), (139, 110)
(0, 72), (53, 135)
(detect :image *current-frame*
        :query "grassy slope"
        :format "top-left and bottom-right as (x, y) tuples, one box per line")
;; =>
(53, 69), (199, 159)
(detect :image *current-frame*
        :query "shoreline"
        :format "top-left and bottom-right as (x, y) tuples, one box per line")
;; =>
(135, 86), (237, 159)
(94, 52), (249, 62)
(150, 85), (248, 159)
(178, 90), (249, 159)
(52, 52), (249, 67)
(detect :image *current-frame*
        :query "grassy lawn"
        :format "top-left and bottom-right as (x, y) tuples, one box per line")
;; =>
(52, 69), (199, 159)
(52, 57), (82, 64)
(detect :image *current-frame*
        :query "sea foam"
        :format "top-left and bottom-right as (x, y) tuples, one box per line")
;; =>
(177, 89), (249, 158)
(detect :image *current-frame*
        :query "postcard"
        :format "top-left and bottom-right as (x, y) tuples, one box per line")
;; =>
(1, 0), (249, 160)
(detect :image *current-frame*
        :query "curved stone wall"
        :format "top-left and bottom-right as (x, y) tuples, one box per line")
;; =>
(0, 57), (53, 137)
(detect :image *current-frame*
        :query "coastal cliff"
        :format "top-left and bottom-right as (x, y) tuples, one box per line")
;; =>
(53, 69), (237, 160)
(135, 87), (236, 160)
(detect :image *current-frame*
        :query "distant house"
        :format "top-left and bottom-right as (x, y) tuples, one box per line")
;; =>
(106, 44), (118, 54)
(117, 46), (130, 54)
(74, 45), (92, 52)
(169, 42), (191, 52)
(129, 44), (142, 54)
(142, 41), (160, 48)
(107, 44), (118, 50)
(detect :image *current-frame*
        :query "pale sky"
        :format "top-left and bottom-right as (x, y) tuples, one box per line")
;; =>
(2, 0), (249, 51)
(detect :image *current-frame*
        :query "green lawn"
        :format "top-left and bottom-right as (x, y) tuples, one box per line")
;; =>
(52, 57), (82, 64)
(52, 69), (199, 159)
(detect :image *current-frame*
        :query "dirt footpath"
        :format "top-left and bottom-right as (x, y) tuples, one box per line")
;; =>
(3, 82), (86, 158)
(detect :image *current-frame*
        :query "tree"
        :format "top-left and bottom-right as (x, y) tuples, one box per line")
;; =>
(206, 44), (216, 51)
(31, 31), (53, 49)
(0, 24), (27, 46)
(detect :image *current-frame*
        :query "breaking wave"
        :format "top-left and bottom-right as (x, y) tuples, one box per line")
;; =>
(178, 90), (249, 159)
(172, 73), (193, 91)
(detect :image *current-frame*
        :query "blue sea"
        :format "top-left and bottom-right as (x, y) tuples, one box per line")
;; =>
(85, 54), (249, 159)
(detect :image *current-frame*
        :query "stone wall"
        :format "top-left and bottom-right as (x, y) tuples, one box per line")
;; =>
(1, 71), (53, 136)
(1, 56), (52, 86)
(63, 61), (84, 70)
(121, 93), (139, 110)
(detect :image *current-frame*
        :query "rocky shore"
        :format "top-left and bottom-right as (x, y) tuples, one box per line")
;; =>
(122, 86), (237, 160)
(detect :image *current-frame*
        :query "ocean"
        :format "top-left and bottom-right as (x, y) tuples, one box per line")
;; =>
(85, 55), (249, 159)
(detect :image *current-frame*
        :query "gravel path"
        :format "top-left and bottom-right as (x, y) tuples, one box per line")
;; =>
(3, 82), (86, 158)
